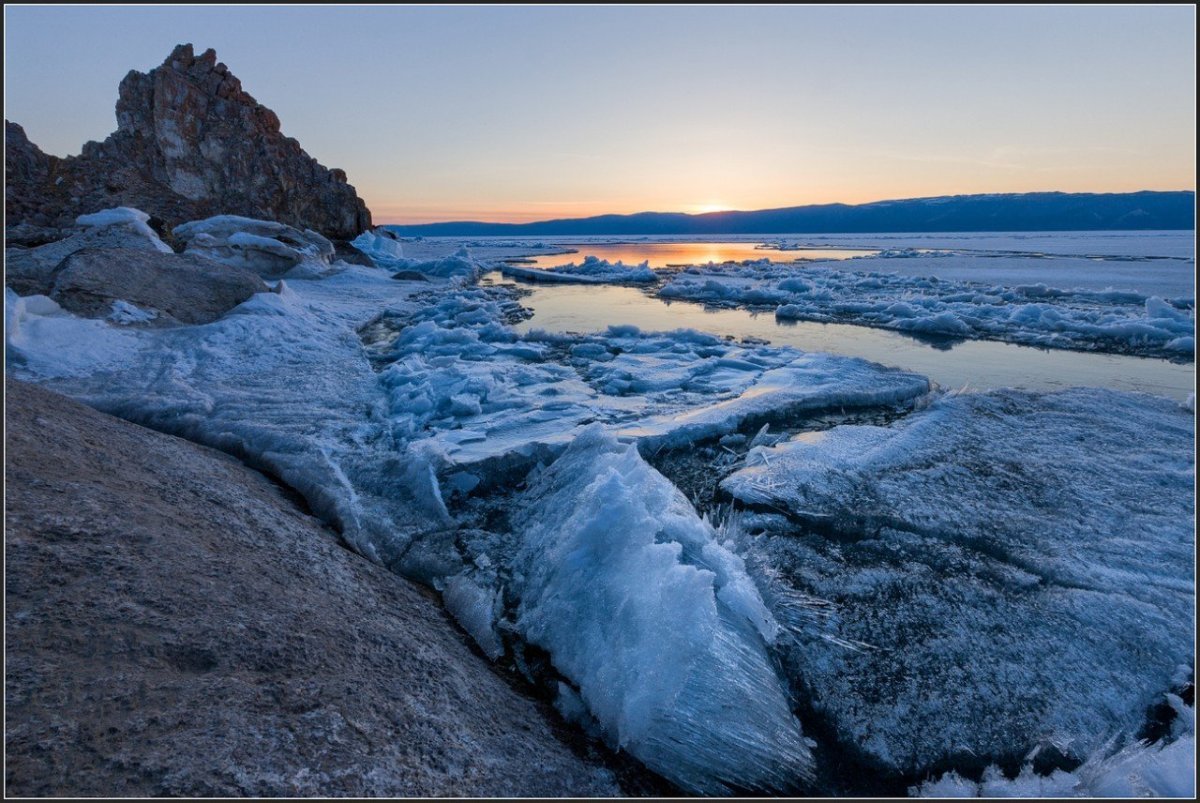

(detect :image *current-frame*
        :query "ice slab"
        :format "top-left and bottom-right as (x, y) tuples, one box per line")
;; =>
(722, 388), (1195, 774)
(510, 426), (812, 793)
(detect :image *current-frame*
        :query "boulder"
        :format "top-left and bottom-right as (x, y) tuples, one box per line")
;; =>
(5, 44), (371, 240)
(174, 215), (337, 278)
(3, 378), (621, 797)
(49, 247), (268, 325)
(5, 207), (174, 296)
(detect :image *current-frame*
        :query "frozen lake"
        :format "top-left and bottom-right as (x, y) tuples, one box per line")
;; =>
(472, 230), (1195, 402)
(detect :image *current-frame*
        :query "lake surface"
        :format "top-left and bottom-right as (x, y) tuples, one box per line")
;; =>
(484, 272), (1195, 402)
(509, 241), (878, 269)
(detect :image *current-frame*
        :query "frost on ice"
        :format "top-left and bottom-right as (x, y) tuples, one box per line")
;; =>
(913, 692), (1195, 797)
(510, 426), (811, 794)
(723, 387), (1195, 774)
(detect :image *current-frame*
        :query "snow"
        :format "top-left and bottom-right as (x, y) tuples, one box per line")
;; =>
(107, 299), (158, 324)
(75, 206), (174, 254)
(659, 261), (1194, 358)
(501, 255), (658, 285)
(509, 426), (811, 793)
(174, 215), (338, 278)
(722, 387), (1195, 774)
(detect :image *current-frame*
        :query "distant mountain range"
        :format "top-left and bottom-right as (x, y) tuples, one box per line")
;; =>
(387, 191), (1195, 237)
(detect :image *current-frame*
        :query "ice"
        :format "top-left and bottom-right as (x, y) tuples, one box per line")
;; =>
(764, 230), (1195, 261)
(501, 255), (658, 285)
(912, 697), (1195, 797)
(5, 288), (143, 377)
(660, 261), (1194, 358)
(370, 292), (928, 482)
(442, 573), (503, 660)
(722, 387), (1195, 774)
(6, 265), (439, 565)
(509, 426), (811, 793)
(351, 229), (405, 263)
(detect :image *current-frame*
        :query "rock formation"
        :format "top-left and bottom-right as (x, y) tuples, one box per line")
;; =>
(49, 248), (268, 326)
(4, 378), (621, 797)
(5, 44), (372, 240)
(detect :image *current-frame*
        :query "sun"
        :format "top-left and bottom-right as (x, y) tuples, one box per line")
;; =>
(691, 202), (731, 215)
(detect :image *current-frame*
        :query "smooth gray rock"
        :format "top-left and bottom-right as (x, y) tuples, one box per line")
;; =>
(5, 209), (173, 297)
(49, 247), (268, 325)
(3, 379), (621, 797)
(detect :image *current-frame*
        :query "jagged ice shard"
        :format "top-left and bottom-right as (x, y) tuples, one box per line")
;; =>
(510, 426), (813, 794)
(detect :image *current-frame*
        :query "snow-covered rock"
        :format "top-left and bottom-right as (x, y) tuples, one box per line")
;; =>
(5, 206), (174, 296)
(723, 387), (1195, 774)
(510, 426), (812, 793)
(174, 215), (337, 278)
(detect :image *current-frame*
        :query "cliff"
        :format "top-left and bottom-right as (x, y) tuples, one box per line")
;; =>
(5, 44), (372, 240)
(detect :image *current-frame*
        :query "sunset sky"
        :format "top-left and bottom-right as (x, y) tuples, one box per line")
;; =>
(4, 5), (1195, 224)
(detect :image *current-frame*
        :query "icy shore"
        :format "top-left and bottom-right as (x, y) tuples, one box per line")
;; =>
(4, 212), (1194, 795)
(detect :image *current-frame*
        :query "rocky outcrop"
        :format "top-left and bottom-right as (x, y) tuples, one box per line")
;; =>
(4, 378), (621, 797)
(5, 44), (371, 240)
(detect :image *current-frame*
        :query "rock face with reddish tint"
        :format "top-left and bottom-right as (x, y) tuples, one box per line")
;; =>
(4, 44), (372, 240)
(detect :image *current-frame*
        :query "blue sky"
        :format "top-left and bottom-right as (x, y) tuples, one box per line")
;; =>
(4, 5), (1195, 223)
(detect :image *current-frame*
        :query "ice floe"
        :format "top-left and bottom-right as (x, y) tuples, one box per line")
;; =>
(723, 387), (1195, 774)
(659, 261), (1194, 357)
(501, 255), (658, 285)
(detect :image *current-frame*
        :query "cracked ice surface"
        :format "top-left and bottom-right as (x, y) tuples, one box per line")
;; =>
(722, 388), (1195, 773)
(6, 244), (935, 794)
(370, 292), (929, 483)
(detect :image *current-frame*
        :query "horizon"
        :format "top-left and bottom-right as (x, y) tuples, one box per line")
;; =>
(383, 188), (1198, 228)
(4, 5), (1196, 224)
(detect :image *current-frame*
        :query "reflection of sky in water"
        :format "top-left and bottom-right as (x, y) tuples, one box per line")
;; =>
(515, 242), (877, 269)
(485, 272), (1195, 402)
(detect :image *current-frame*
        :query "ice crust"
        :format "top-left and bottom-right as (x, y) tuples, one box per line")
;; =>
(174, 214), (338, 278)
(723, 388), (1195, 773)
(76, 206), (174, 254)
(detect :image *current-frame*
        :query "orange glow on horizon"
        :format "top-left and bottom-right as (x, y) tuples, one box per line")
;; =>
(371, 181), (1195, 227)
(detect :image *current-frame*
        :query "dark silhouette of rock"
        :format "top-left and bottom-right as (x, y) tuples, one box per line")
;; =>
(3, 378), (621, 797)
(5, 44), (372, 240)
(50, 248), (268, 325)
